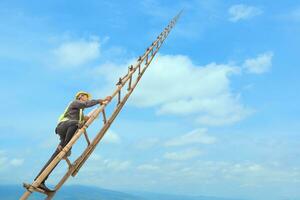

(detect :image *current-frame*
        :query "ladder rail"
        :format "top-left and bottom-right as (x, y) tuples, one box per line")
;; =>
(71, 21), (173, 176)
(54, 13), (178, 192)
(20, 11), (182, 200)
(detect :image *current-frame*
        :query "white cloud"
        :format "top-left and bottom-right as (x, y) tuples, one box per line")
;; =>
(164, 148), (201, 161)
(10, 158), (24, 166)
(284, 8), (300, 22)
(53, 37), (100, 67)
(134, 160), (298, 188)
(82, 157), (131, 174)
(131, 54), (252, 126)
(137, 164), (160, 171)
(247, 164), (264, 172)
(165, 128), (216, 147)
(94, 54), (253, 126)
(0, 151), (7, 167)
(229, 163), (264, 174)
(89, 153), (102, 161)
(228, 4), (262, 22)
(102, 129), (121, 144)
(243, 52), (274, 74)
(0, 150), (24, 169)
(135, 138), (160, 150)
(103, 159), (131, 171)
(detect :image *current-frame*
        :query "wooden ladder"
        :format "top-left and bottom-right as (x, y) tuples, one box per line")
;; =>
(20, 11), (182, 200)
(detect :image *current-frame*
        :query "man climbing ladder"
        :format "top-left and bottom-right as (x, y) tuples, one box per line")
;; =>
(20, 11), (181, 200)
(34, 91), (111, 192)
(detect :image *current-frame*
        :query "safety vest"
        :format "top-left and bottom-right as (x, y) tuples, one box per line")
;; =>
(57, 102), (84, 124)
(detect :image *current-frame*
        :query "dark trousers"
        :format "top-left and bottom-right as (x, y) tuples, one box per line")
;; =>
(34, 120), (78, 183)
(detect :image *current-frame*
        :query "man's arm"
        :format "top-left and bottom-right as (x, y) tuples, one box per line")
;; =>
(71, 96), (112, 109)
(71, 99), (102, 109)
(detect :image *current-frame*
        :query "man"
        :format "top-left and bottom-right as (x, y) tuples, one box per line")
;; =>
(35, 91), (112, 192)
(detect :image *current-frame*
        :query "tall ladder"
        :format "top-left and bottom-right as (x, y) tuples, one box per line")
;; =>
(20, 11), (182, 200)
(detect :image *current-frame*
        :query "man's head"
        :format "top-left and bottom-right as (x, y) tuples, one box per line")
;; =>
(75, 91), (91, 102)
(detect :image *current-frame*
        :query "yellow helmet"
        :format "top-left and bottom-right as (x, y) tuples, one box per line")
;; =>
(75, 91), (91, 100)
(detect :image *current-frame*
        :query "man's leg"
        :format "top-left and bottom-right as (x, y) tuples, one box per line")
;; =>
(36, 123), (78, 186)
(34, 123), (67, 191)
(34, 147), (61, 181)
(60, 124), (78, 157)
(62, 125), (78, 147)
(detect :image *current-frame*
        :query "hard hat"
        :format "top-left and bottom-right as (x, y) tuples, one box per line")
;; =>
(75, 91), (91, 100)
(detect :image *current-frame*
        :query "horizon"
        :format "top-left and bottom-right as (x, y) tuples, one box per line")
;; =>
(0, 184), (246, 200)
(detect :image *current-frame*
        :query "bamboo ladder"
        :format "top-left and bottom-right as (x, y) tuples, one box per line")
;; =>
(20, 11), (182, 200)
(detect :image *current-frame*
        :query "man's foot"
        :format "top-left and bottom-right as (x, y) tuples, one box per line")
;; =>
(62, 150), (72, 159)
(66, 150), (71, 157)
(58, 145), (71, 158)
(38, 182), (55, 192)
(57, 145), (63, 151)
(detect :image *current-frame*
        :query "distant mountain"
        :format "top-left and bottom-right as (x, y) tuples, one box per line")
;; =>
(0, 185), (140, 200)
(130, 191), (242, 200)
(0, 185), (244, 200)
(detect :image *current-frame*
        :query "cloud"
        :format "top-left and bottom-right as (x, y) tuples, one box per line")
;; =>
(89, 153), (102, 161)
(102, 159), (131, 171)
(164, 148), (201, 161)
(134, 160), (299, 189)
(0, 151), (7, 167)
(94, 54), (253, 126)
(243, 52), (274, 74)
(137, 164), (160, 171)
(165, 128), (216, 147)
(283, 8), (300, 22)
(135, 138), (160, 150)
(102, 129), (121, 144)
(10, 158), (24, 166)
(52, 37), (100, 67)
(81, 154), (131, 174)
(94, 159), (131, 172)
(131, 54), (252, 126)
(228, 4), (263, 22)
(0, 150), (24, 170)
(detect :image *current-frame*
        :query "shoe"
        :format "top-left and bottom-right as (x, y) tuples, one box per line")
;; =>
(66, 150), (71, 157)
(38, 182), (55, 192)
(57, 145), (63, 151)
(58, 145), (71, 158)
(62, 149), (71, 159)
(64, 150), (71, 158)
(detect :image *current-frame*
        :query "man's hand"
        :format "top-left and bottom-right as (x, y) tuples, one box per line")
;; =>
(98, 96), (112, 105)
(105, 96), (112, 102)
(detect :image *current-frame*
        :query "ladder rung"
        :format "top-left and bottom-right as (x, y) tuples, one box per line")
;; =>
(138, 64), (141, 74)
(83, 129), (91, 145)
(102, 110), (107, 124)
(64, 157), (73, 169)
(117, 90), (121, 104)
(23, 183), (53, 195)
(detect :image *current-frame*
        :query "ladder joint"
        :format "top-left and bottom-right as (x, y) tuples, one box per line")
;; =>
(102, 109), (107, 124)
(117, 90), (121, 105)
(83, 129), (91, 145)
(64, 157), (73, 169)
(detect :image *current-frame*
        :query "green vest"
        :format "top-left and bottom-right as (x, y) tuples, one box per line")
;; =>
(57, 102), (84, 124)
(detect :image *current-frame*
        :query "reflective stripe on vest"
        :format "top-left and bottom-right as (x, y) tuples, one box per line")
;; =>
(57, 102), (84, 124)
(79, 108), (83, 123)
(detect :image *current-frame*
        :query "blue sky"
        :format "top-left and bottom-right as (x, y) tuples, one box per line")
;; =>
(0, 1), (300, 200)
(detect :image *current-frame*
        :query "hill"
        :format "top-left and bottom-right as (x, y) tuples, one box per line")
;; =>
(0, 185), (243, 200)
